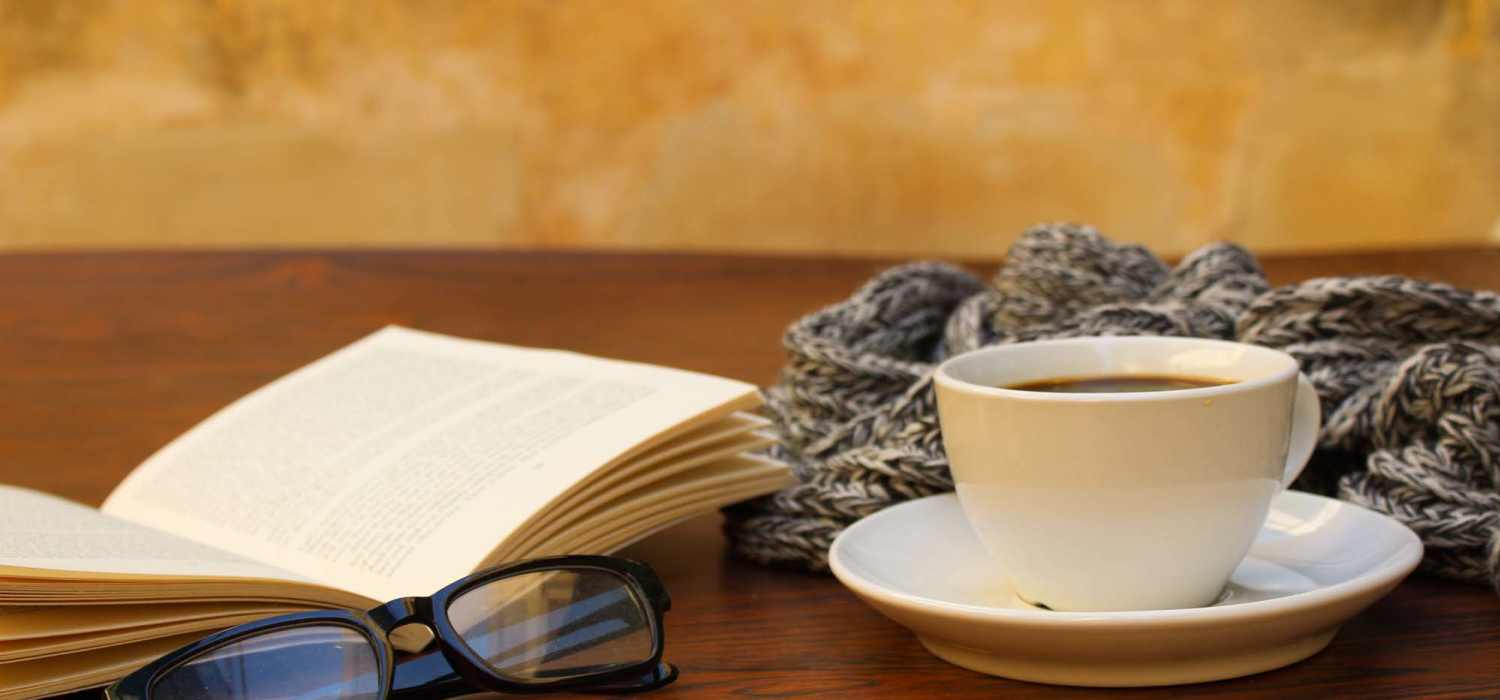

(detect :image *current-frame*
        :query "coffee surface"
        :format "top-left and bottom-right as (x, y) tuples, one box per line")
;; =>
(1005, 374), (1231, 393)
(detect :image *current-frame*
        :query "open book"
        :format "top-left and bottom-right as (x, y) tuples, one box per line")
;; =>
(0, 327), (791, 698)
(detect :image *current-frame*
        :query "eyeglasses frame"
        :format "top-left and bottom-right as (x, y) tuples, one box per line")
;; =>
(104, 555), (672, 700)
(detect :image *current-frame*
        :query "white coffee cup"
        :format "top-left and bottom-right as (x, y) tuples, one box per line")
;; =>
(933, 336), (1320, 612)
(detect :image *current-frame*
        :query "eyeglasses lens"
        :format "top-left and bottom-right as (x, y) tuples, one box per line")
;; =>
(150, 624), (380, 700)
(447, 568), (654, 683)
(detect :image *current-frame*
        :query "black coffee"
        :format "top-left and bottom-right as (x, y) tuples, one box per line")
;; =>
(1005, 374), (1231, 393)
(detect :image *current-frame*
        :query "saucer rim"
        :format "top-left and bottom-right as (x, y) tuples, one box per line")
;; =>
(829, 489), (1424, 627)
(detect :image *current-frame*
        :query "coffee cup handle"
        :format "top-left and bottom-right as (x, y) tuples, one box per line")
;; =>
(1281, 373), (1321, 489)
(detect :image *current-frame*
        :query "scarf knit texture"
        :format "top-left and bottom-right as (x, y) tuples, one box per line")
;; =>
(725, 224), (1500, 595)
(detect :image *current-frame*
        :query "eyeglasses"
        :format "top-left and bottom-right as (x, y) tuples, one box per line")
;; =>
(105, 556), (677, 700)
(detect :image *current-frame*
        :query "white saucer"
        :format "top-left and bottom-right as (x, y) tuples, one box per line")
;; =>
(829, 490), (1422, 687)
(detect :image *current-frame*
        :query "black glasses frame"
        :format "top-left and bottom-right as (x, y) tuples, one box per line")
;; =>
(105, 555), (675, 700)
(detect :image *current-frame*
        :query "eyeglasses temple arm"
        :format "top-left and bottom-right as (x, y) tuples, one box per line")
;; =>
(389, 648), (471, 700)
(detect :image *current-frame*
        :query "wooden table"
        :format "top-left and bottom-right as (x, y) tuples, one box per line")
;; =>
(3, 248), (1498, 699)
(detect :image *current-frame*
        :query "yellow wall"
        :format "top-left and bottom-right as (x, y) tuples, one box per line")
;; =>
(1, 0), (1497, 255)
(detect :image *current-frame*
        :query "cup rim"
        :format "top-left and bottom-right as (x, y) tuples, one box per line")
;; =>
(933, 336), (1298, 403)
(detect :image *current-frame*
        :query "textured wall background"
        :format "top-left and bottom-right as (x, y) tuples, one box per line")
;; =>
(1, 0), (1497, 255)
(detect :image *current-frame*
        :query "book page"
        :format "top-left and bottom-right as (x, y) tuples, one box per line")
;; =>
(102, 327), (758, 601)
(0, 602), (299, 641)
(0, 631), (205, 700)
(0, 486), (306, 582)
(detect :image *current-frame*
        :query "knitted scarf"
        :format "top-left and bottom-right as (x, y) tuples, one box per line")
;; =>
(725, 224), (1500, 594)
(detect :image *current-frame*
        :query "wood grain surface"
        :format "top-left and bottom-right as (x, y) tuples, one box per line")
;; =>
(1, 248), (1496, 699)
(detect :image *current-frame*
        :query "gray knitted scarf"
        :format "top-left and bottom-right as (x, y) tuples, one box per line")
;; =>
(726, 224), (1500, 594)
